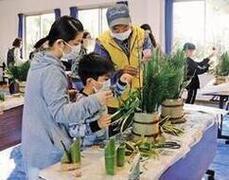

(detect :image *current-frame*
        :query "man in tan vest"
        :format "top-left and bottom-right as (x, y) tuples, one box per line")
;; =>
(95, 4), (153, 135)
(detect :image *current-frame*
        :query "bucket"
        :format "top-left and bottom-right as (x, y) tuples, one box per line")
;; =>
(132, 112), (160, 141)
(161, 98), (185, 123)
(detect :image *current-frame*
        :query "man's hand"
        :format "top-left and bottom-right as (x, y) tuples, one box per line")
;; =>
(120, 73), (133, 84)
(123, 65), (139, 77)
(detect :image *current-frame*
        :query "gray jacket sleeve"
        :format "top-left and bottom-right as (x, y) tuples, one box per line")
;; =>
(42, 65), (102, 124)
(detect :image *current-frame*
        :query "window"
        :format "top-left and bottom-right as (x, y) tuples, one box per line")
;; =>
(173, 0), (205, 56)
(24, 8), (110, 58)
(173, 0), (229, 56)
(206, 0), (229, 52)
(24, 13), (55, 59)
(78, 8), (109, 39)
(101, 8), (109, 33)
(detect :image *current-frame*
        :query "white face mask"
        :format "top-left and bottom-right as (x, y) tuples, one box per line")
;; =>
(93, 79), (111, 93)
(111, 28), (132, 41)
(62, 42), (81, 60)
(101, 79), (111, 91)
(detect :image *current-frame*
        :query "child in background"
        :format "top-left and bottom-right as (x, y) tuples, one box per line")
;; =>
(184, 42), (216, 104)
(68, 53), (132, 146)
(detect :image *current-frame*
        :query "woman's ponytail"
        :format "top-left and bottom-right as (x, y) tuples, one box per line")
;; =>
(34, 36), (49, 49)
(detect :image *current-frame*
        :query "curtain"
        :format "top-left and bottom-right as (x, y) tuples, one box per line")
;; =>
(116, 1), (128, 6)
(18, 13), (24, 38)
(70, 6), (79, 19)
(18, 13), (24, 58)
(165, 0), (173, 54)
(54, 8), (61, 20)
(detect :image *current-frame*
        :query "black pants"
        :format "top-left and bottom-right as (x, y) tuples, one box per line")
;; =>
(186, 88), (197, 104)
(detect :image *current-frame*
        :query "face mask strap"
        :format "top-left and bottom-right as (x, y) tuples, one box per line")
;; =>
(62, 41), (73, 49)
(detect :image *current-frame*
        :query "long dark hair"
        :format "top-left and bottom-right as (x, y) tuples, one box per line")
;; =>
(140, 24), (157, 48)
(34, 16), (84, 49)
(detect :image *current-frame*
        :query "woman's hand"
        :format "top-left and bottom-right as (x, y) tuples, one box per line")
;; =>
(208, 47), (217, 66)
(97, 114), (111, 129)
(208, 47), (217, 59)
(95, 90), (113, 106)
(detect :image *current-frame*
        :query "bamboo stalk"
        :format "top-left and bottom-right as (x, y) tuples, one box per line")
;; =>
(70, 138), (81, 164)
(104, 138), (116, 175)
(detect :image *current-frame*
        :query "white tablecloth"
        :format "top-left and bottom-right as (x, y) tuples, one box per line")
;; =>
(0, 95), (24, 112)
(201, 80), (229, 95)
(39, 105), (226, 180)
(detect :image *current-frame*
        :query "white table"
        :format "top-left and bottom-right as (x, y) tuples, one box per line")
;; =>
(39, 105), (226, 180)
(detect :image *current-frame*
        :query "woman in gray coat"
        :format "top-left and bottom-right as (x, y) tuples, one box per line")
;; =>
(21, 16), (112, 179)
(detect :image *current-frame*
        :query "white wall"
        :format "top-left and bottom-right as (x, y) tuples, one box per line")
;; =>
(0, 0), (164, 61)
(129, 0), (165, 49)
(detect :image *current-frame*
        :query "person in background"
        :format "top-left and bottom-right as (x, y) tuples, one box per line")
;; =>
(7, 38), (24, 67)
(95, 4), (152, 114)
(80, 31), (93, 54)
(70, 31), (94, 91)
(69, 53), (132, 147)
(21, 16), (113, 179)
(184, 42), (216, 104)
(140, 24), (157, 49)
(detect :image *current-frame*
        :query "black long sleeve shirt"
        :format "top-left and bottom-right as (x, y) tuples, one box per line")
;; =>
(186, 57), (210, 89)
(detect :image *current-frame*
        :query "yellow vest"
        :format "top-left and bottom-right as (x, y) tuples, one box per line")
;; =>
(98, 25), (145, 108)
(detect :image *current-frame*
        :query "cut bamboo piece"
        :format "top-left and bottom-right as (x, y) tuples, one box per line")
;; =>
(117, 143), (126, 167)
(104, 138), (116, 175)
(70, 138), (81, 164)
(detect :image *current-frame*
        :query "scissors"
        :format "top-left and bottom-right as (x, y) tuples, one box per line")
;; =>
(153, 141), (181, 149)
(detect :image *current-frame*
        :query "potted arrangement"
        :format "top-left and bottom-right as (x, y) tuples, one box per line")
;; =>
(111, 49), (186, 139)
(132, 49), (167, 141)
(6, 61), (30, 94)
(214, 52), (229, 85)
(110, 49), (165, 141)
(160, 50), (187, 124)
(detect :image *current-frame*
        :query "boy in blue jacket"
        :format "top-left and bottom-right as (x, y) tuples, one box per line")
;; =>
(68, 53), (132, 146)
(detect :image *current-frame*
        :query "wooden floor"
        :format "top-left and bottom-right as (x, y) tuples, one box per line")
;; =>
(0, 105), (23, 151)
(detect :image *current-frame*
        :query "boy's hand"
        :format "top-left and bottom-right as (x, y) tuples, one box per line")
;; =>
(98, 115), (111, 129)
(120, 73), (133, 84)
(123, 65), (139, 77)
(95, 90), (113, 106)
